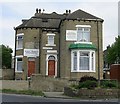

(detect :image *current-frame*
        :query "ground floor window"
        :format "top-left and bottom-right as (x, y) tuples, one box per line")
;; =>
(71, 50), (95, 72)
(15, 56), (23, 72)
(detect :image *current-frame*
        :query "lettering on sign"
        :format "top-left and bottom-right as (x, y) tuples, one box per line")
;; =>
(24, 49), (39, 57)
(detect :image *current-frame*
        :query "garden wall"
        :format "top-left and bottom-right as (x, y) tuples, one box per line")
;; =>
(1, 69), (14, 80)
(2, 80), (28, 90)
(64, 87), (119, 99)
(30, 74), (76, 92)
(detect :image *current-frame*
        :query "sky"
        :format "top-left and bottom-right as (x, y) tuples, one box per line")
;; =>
(0, 0), (119, 55)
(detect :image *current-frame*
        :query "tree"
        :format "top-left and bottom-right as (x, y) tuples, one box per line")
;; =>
(106, 36), (120, 65)
(0, 45), (13, 69)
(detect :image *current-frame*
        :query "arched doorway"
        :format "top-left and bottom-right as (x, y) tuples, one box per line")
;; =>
(48, 56), (55, 76)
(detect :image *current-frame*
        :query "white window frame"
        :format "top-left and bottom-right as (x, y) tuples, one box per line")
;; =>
(71, 50), (95, 72)
(15, 55), (23, 73)
(46, 33), (56, 46)
(16, 33), (24, 50)
(76, 25), (91, 43)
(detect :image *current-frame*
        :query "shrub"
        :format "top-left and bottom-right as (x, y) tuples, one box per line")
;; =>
(70, 84), (79, 89)
(79, 80), (97, 89)
(79, 76), (97, 83)
(101, 80), (117, 88)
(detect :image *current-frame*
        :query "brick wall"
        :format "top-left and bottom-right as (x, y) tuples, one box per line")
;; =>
(110, 64), (120, 82)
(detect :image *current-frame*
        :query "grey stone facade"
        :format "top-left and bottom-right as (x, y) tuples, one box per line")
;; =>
(14, 9), (104, 80)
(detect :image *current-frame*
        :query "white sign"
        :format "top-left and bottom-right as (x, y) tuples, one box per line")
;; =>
(66, 30), (77, 41)
(24, 49), (39, 57)
(43, 47), (53, 50)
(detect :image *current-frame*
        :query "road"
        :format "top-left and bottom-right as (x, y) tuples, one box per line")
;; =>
(1, 93), (119, 104)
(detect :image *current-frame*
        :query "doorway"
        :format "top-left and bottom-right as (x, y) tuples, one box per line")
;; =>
(48, 56), (55, 76)
(28, 58), (35, 77)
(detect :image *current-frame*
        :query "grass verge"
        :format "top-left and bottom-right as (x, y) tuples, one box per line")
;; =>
(1, 89), (45, 96)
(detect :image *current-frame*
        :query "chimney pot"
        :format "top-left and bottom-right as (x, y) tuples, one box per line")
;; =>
(36, 8), (38, 13)
(39, 9), (41, 13)
(66, 10), (68, 14)
(69, 10), (71, 13)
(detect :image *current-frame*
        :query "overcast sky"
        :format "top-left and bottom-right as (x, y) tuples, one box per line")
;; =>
(0, 0), (119, 54)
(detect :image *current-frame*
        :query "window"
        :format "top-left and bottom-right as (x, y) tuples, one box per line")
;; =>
(79, 52), (89, 70)
(76, 25), (91, 42)
(71, 50), (95, 72)
(48, 35), (54, 45)
(16, 33), (24, 49)
(91, 52), (94, 70)
(46, 33), (56, 46)
(73, 52), (77, 70)
(15, 56), (23, 72)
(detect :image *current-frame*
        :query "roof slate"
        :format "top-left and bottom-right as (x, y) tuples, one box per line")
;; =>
(15, 9), (103, 29)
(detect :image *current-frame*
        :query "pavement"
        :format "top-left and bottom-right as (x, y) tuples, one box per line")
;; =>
(43, 92), (72, 99)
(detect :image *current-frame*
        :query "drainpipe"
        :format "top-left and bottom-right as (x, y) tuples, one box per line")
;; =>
(58, 30), (60, 78)
(97, 21), (100, 86)
(38, 28), (42, 73)
(13, 28), (17, 80)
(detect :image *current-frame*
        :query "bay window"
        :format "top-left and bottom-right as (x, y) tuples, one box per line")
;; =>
(71, 50), (95, 72)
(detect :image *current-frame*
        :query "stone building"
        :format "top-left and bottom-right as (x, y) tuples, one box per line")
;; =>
(14, 9), (104, 80)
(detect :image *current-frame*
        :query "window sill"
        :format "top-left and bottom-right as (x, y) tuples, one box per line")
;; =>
(46, 44), (56, 46)
(71, 70), (96, 73)
(15, 71), (23, 73)
(74, 42), (92, 44)
(16, 48), (23, 50)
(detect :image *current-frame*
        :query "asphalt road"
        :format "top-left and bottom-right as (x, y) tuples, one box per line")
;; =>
(1, 93), (119, 104)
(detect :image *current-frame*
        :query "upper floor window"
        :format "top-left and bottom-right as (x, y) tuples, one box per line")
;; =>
(76, 25), (91, 42)
(46, 33), (56, 46)
(16, 33), (24, 50)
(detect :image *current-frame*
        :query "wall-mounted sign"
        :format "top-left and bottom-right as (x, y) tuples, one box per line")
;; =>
(66, 30), (77, 41)
(24, 49), (39, 57)
(43, 47), (53, 50)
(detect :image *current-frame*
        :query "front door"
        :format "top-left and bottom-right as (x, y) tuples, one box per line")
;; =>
(28, 61), (35, 77)
(48, 60), (55, 76)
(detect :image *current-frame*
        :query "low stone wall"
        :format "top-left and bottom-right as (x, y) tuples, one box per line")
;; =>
(2, 80), (29, 91)
(0, 69), (14, 80)
(30, 74), (72, 92)
(64, 87), (119, 99)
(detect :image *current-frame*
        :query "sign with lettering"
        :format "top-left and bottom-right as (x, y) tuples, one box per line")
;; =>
(66, 30), (77, 41)
(24, 49), (39, 57)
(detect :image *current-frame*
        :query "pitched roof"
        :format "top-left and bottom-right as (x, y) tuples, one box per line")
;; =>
(16, 18), (61, 29)
(66, 9), (102, 20)
(15, 9), (103, 29)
